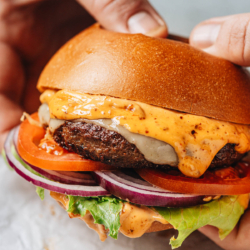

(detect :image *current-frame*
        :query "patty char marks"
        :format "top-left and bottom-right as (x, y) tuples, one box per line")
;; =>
(53, 121), (244, 169)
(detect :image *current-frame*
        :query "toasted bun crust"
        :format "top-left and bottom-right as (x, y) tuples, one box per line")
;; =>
(37, 23), (250, 124)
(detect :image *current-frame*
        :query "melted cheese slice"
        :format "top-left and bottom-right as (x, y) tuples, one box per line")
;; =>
(45, 89), (250, 178)
(50, 191), (168, 240)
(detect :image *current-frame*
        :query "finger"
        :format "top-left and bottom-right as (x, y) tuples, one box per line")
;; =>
(0, 43), (24, 102)
(0, 95), (23, 150)
(236, 209), (250, 249)
(198, 225), (238, 250)
(190, 14), (250, 66)
(0, 43), (24, 150)
(198, 209), (250, 250)
(77, 0), (168, 37)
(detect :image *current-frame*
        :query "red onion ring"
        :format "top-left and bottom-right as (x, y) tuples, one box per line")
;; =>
(13, 126), (96, 186)
(9, 125), (212, 207)
(5, 128), (109, 197)
(25, 164), (96, 186)
(93, 171), (210, 207)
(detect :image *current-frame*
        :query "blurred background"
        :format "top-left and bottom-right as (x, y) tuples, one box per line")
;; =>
(153, 0), (250, 37)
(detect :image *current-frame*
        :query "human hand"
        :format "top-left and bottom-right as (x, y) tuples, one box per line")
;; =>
(0, 0), (167, 150)
(190, 13), (250, 66)
(190, 14), (250, 250)
(197, 209), (250, 250)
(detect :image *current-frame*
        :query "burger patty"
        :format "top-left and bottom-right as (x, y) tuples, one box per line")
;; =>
(53, 121), (244, 169)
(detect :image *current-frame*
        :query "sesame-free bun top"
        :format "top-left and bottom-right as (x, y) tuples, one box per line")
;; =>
(37, 23), (250, 124)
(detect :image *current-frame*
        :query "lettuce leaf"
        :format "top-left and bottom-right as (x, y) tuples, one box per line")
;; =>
(67, 195), (123, 239)
(67, 195), (245, 248)
(36, 186), (45, 200)
(155, 196), (245, 249)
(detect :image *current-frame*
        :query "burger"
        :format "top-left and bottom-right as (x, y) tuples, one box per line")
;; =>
(4, 23), (250, 249)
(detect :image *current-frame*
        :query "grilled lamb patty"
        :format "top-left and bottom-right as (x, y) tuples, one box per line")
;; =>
(53, 121), (244, 169)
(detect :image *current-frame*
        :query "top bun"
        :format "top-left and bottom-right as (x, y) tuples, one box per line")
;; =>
(37, 23), (250, 124)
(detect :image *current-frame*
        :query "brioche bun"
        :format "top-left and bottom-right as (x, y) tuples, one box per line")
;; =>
(37, 23), (250, 124)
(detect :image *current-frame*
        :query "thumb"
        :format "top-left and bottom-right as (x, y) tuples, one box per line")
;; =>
(198, 208), (250, 250)
(190, 14), (250, 66)
(77, 0), (168, 38)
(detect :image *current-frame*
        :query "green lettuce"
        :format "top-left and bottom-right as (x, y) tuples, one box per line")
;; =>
(67, 195), (123, 239)
(66, 194), (245, 248)
(36, 186), (45, 200)
(155, 196), (245, 249)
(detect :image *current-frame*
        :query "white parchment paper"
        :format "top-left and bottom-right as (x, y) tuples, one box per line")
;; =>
(0, 157), (223, 250)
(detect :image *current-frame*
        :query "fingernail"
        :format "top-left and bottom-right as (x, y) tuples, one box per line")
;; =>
(192, 24), (221, 49)
(128, 11), (161, 34)
(146, 25), (168, 38)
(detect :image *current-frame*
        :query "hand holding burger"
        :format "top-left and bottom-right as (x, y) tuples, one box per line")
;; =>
(190, 13), (250, 250)
(0, 0), (166, 149)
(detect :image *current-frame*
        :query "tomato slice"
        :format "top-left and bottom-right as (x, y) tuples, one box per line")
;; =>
(17, 113), (116, 171)
(137, 163), (250, 195)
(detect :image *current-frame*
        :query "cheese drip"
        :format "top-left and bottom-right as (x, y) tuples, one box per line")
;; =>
(46, 89), (250, 178)
(50, 191), (169, 240)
